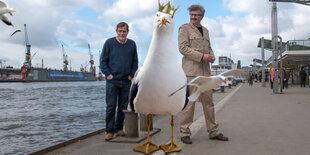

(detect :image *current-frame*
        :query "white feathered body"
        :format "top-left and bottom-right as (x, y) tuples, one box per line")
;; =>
(133, 12), (186, 115)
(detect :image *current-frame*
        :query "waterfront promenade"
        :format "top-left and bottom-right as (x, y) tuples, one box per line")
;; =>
(45, 82), (310, 155)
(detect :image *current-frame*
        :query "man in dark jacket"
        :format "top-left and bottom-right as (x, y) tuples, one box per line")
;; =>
(100, 22), (138, 141)
(299, 67), (307, 87)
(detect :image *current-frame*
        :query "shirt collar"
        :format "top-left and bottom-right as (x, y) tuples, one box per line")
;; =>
(116, 37), (127, 45)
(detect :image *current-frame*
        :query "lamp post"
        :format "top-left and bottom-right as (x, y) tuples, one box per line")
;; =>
(261, 37), (266, 87)
(271, 2), (279, 94)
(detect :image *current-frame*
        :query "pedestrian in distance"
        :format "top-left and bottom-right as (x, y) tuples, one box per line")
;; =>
(270, 67), (275, 89)
(178, 4), (228, 145)
(299, 67), (307, 87)
(282, 69), (288, 89)
(100, 22), (138, 141)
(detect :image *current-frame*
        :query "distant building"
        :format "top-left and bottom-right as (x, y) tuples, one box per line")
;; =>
(211, 56), (239, 75)
(212, 56), (233, 70)
(237, 60), (241, 69)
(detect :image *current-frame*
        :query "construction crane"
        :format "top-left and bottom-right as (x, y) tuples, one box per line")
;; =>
(61, 44), (69, 71)
(88, 43), (95, 73)
(98, 50), (104, 80)
(23, 24), (32, 68)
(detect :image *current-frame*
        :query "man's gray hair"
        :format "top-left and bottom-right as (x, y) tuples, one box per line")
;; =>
(188, 4), (205, 16)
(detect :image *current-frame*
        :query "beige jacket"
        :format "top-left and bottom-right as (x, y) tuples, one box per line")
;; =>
(178, 23), (214, 77)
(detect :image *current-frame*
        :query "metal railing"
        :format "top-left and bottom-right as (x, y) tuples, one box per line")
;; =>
(285, 39), (310, 51)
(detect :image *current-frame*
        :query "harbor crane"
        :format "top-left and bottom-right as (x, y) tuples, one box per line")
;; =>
(23, 24), (32, 68)
(61, 44), (69, 71)
(88, 43), (95, 73)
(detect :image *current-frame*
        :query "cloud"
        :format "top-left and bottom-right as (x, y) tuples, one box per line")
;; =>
(1, 0), (309, 72)
(102, 0), (157, 20)
(203, 0), (310, 66)
(0, 0), (108, 70)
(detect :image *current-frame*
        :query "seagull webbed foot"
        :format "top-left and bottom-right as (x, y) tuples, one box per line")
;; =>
(160, 142), (181, 153)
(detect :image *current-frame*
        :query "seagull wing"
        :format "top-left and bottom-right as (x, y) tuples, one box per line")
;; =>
(169, 76), (212, 97)
(129, 69), (140, 112)
(1, 15), (13, 26)
(0, 1), (7, 8)
(220, 69), (248, 78)
(188, 76), (212, 86)
(168, 76), (202, 97)
(11, 29), (21, 37)
(188, 76), (216, 101)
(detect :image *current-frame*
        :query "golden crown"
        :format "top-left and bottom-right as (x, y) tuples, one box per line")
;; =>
(158, 0), (178, 16)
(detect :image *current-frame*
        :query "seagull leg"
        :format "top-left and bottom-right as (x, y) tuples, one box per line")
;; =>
(159, 115), (181, 153)
(134, 114), (159, 154)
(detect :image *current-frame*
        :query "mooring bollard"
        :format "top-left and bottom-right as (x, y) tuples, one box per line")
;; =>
(140, 114), (153, 131)
(123, 110), (139, 137)
(220, 86), (225, 92)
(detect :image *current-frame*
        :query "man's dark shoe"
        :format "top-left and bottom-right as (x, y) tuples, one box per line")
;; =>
(209, 133), (229, 141)
(181, 136), (192, 144)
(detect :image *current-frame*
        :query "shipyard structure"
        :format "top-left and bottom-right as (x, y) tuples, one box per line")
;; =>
(0, 24), (96, 82)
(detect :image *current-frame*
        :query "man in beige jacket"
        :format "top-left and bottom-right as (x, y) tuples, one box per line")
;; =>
(178, 4), (228, 144)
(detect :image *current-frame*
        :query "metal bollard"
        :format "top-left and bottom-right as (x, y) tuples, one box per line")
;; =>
(123, 110), (139, 137)
(220, 86), (225, 92)
(140, 114), (153, 131)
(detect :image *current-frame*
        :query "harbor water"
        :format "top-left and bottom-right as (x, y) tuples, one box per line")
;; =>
(0, 81), (106, 155)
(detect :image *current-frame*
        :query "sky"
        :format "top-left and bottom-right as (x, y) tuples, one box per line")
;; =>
(0, 0), (309, 72)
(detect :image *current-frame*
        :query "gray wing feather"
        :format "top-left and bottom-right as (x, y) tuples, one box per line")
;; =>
(188, 76), (212, 85)
(220, 69), (248, 78)
(169, 76), (211, 97)
(0, 1), (7, 8)
(11, 30), (21, 36)
(1, 15), (13, 26)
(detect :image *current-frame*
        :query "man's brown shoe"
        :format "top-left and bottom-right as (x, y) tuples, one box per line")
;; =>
(209, 133), (229, 141)
(105, 133), (114, 141)
(181, 136), (192, 144)
(115, 130), (125, 137)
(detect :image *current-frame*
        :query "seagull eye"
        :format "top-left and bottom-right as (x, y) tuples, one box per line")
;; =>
(171, 15), (174, 19)
(156, 14), (159, 17)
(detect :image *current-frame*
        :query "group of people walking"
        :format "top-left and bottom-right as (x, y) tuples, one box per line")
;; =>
(270, 67), (307, 89)
(249, 66), (308, 89)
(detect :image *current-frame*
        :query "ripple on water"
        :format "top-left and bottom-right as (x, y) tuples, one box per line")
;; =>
(0, 81), (106, 155)
(0, 123), (24, 130)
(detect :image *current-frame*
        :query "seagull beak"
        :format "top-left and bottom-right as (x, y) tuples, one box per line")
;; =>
(9, 10), (16, 16)
(160, 17), (168, 25)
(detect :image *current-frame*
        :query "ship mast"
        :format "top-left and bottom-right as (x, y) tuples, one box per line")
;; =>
(23, 24), (32, 68)
(62, 44), (69, 71)
(88, 43), (95, 73)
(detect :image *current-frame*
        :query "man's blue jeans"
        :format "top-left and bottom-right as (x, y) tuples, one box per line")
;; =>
(301, 79), (306, 87)
(105, 80), (131, 134)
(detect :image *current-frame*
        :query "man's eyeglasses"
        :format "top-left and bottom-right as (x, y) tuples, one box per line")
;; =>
(190, 13), (202, 17)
